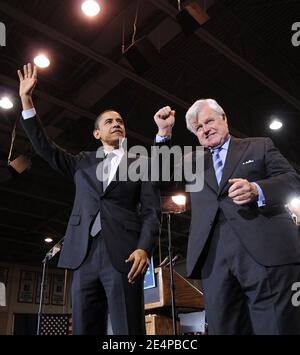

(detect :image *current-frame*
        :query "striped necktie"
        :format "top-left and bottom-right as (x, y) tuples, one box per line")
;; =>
(211, 147), (223, 185)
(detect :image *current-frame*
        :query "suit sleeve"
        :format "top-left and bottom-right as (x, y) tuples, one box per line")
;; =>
(20, 115), (85, 179)
(256, 137), (300, 207)
(137, 180), (161, 256)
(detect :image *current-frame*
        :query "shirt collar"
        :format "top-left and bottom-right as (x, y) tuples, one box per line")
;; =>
(104, 146), (124, 158)
(221, 135), (231, 151)
(209, 135), (231, 152)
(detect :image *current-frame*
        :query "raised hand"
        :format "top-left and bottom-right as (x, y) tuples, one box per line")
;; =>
(17, 63), (37, 98)
(154, 106), (175, 137)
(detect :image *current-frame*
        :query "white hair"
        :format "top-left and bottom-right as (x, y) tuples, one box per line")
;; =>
(185, 99), (225, 134)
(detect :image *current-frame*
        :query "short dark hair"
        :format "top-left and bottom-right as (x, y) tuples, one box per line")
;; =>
(94, 109), (124, 129)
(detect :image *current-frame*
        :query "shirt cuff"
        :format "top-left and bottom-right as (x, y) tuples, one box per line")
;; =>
(22, 108), (36, 119)
(253, 182), (266, 207)
(155, 135), (171, 143)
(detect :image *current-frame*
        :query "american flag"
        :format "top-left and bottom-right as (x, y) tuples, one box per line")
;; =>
(40, 314), (72, 335)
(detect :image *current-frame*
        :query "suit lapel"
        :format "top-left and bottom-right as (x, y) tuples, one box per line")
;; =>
(102, 153), (136, 195)
(83, 151), (105, 195)
(218, 137), (249, 195)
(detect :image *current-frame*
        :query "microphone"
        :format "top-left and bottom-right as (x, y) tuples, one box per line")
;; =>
(171, 254), (180, 264)
(158, 256), (169, 267)
(165, 254), (181, 267)
(43, 238), (64, 262)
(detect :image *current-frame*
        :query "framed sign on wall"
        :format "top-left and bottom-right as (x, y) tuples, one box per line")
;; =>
(18, 270), (35, 303)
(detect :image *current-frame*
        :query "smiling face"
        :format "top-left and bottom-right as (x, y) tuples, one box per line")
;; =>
(192, 104), (229, 148)
(93, 110), (126, 149)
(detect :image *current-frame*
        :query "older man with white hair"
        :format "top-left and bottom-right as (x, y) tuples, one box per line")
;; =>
(154, 98), (300, 335)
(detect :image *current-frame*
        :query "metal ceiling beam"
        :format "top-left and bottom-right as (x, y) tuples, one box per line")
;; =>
(0, 222), (46, 234)
(0, 2), (188, 110)
(1, 1), (300, 141)
(0, 235), (47, 249)
(0, 72), (153, 145)
(0, 186), (70, 207)
(1, 1), (300, 174)
(0, 206), (66, 225)
(149, 0), (300, 112)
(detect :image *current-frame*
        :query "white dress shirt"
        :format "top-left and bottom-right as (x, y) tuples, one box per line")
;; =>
(103, 147), (124, 187)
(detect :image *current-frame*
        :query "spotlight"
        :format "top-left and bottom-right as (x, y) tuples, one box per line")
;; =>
(0, 96), (13, 110)
(81, 0), (100, 17)
(34, 54), (50, 68)
(161, 193), (187, 214)
(269, 119), (283, 130)
(290, 197), (300, 208)
(171, 194), (186, 206)
(286, 197), (300, 225)
(45, 237), (53, 243)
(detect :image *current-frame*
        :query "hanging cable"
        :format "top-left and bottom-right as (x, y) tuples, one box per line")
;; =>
(7, 120), (17, 165)
(157, 28), (161, 54)
(177, 0), (181, 12)
(122, 16), (125, 54)
(131, 0), (140, 45)
(158, 213), (164, 265)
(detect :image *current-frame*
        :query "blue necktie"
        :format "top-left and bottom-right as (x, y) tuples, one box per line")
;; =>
(211, 147), (223, 185)
(90, 152), (115, 237)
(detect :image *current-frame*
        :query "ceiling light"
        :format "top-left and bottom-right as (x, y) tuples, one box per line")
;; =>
(44, 237), (53, 243)
(269, 119), (283, 130)
(81, 0), (101, 17)
(0, 96), (13, 110)
(34, 54), (50, 68)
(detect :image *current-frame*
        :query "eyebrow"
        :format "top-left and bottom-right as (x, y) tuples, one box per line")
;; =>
(104, 117), (123, 123)
(198, 117), (215, 125)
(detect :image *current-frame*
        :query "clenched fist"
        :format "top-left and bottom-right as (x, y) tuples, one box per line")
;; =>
(154, 106), (175, 137)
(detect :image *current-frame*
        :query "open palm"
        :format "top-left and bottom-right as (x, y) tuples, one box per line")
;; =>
(17, 63), (37, 97)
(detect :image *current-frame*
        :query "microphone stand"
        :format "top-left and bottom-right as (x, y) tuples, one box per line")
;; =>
(166, 213), (177, 335)
(37, 255), (48, 335)
(160, 194), (187, 336)
(37, 238), (64, 335)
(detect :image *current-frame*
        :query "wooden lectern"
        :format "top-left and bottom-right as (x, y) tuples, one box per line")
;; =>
(144, 267), (204, 334)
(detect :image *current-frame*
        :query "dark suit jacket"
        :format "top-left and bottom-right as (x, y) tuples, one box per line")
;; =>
(21, 116), (161, 273)
(159, 136), (300, 278)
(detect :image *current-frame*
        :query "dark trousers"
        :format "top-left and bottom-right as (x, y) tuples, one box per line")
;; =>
(201, 218), (300, 335)
(71, 235), (146, 335)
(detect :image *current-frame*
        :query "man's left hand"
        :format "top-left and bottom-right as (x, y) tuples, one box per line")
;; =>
(228, 178), (258, 205)
(126, 249), (149, 284)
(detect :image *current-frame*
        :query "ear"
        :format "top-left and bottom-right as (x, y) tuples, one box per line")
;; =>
(93, 129), (101, 140)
